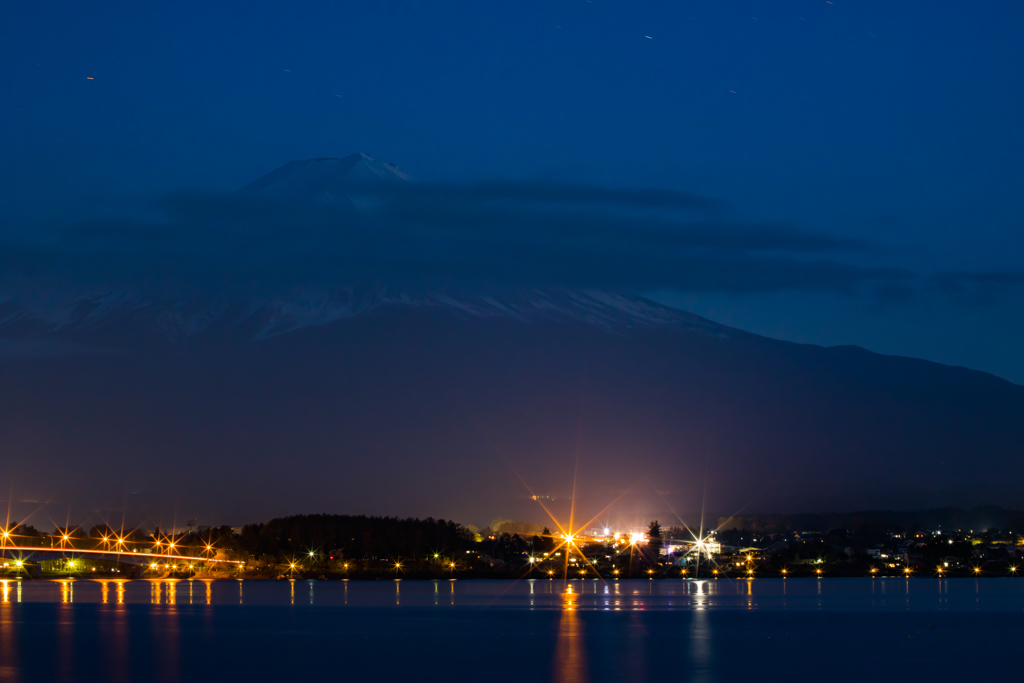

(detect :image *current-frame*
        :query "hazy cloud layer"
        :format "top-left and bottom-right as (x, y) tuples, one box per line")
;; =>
(1, 179), (1018, 300)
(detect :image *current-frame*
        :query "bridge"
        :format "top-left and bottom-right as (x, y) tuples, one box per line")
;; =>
(0, 544), (242, 578)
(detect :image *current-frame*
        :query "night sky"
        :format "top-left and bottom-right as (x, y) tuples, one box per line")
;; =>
(3, 1), (1023, 381)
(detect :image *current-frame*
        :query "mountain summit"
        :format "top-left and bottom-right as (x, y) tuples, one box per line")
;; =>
(237, 153), (410, 210)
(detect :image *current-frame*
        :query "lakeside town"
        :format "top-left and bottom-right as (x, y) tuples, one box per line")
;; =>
(3, 509), (1023, 580)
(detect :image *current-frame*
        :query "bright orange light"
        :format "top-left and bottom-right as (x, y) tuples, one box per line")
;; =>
(629, 533), (644, 545)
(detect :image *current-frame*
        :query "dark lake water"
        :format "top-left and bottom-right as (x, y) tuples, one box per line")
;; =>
(1, 577), (1021, 682)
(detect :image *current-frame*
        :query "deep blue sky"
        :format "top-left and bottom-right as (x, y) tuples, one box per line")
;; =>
(3, 0), (1023, 381)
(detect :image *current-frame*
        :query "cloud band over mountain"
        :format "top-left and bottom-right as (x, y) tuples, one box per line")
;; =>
(0, 159), (1018, 302)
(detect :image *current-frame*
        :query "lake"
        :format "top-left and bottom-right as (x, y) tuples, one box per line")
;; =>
(0, 577), (1021, 682)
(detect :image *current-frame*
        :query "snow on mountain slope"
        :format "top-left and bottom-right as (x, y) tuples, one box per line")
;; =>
(0, 285), (732, 347)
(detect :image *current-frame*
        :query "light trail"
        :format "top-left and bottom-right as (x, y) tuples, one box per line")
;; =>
(0, 546), (242, 564)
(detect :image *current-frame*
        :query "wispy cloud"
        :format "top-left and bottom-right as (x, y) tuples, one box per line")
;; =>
(0, 177), (942, 296)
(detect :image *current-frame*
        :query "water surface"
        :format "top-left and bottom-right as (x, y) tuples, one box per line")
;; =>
(0, 578), (1020, 682)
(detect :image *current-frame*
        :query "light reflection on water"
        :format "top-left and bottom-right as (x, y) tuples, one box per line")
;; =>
(1, 577), (1017, 611)
(0, 579), (1020, 682)
(554, 585), (587, 683)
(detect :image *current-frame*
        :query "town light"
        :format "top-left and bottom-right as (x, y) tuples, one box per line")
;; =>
(630, 533), (644, 545)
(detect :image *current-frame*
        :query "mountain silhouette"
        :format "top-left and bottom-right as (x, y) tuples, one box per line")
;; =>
(1, 155), (1021, 524)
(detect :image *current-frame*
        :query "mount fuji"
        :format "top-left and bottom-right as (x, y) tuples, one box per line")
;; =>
(1, 154), (1021, 524)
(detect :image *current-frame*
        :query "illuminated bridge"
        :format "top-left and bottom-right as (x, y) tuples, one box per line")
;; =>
(1, 532), (242, 578)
